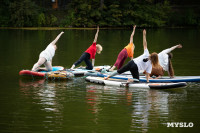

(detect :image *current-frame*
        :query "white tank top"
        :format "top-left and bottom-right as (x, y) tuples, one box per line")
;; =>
(39, 43), (55, 61)
(133, 49), (152, 74)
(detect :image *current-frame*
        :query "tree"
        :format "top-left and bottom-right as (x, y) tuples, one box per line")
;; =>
(9, 0), (39, 27)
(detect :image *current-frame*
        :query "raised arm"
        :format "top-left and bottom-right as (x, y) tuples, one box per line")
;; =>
(143, 29), (147, 50)
(93, 26), (99, 43)
(51, 31), (64, 45)
(129, 25), (136, 44)
(169, 44), (182, 52)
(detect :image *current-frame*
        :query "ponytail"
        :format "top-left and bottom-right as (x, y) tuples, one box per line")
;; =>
(150, 52), (159, 67)
(168, 53), (174, 77)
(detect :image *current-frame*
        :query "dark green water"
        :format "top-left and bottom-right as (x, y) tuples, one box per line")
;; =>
(0, 29), (200, 133)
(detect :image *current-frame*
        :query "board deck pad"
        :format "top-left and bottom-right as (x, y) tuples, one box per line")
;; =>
(67, 65), (111, 76)
(86, 76), (187, 89)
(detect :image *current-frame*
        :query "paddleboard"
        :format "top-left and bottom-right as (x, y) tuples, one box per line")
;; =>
(46, 70), (74, 80)
(67, 65), (111, 76)
(85, 76), (187, 89)
(84, 71), (133, 79)
(139, 76), (200, 82)
(19, 66), (69, 79)
(85, 71), (200, 83)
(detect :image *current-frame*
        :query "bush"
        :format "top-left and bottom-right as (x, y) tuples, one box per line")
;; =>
(9, 0), (39, 27)
(38, 13), (46, 27)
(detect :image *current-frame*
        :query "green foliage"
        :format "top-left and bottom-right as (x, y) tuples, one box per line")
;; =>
(168, 8), (199, 27)
(106, 4), (122, 26)
(45, 14), (58, 27)
(0, 16), (9, 27)
(184, 9), (198, 26)
(37, 13), (46, 26)
(65, 0), (172, 27)
(0, 0), (199, 27)
(9, 0), (39, 27)
(50, 14), (58, 26)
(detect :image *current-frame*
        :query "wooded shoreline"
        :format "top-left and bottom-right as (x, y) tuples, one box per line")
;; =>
(1, 0), (199, 28)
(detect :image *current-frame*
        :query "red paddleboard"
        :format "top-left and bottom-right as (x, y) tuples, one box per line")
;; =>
(19, 70), (45, 77)
(19, 66), (64, 78)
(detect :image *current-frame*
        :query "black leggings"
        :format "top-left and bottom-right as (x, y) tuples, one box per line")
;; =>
(117, 60), (139, 80)
(74, 52), (93, 70)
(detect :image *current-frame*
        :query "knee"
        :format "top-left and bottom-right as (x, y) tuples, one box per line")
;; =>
(86, 66), (93, 70)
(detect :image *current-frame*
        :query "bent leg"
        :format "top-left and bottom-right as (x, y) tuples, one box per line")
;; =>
(129, 63), (139, 80)
(114, 49), (128, 69)
(117, 60), (133, 74)
(44, 61), (52, 71)
(74, 52), (87, 67)
(85, 58), (93, 70)
(32, 57), (46, 71)
(117, 56), (128, 69)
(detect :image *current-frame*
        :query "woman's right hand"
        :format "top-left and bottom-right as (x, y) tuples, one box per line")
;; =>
(177, 44), (182, 48)
(143, 29), (146, 35)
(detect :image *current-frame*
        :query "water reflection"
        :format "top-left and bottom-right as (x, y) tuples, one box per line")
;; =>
(1, 28), (200, 132)
(85, 83), (187, 132)
(19, 79), (65, 132)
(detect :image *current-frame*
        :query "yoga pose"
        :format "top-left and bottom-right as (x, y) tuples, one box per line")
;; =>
(109, 25), (136, 71)
(105, 29), (159, 83)
(151, 44), (182, 78)
(32, 31), (64, 71)
(71, 26), (103, 70)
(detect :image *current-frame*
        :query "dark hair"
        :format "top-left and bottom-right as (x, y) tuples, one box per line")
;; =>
(168, 53), (174, 77)
(143, 58), (149, 62)
(168, 53), (173, 59)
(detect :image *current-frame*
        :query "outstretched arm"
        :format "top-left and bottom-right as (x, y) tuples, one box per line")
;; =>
(93, 26), (99, 43)
(51, 31), (64, 45)
(129, 25), (136, 44)
(169, 44), (182, 52)
(143, 29), (147, 50)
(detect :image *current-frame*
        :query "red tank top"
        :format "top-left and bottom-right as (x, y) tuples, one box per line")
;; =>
(85, 42), (96, 59)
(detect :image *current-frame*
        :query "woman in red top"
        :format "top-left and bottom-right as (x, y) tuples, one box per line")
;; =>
(70, 26), (103, 70)
(109, 25), (136, 71)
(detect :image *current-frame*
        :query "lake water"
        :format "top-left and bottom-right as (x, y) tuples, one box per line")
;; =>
(0, 28), (200, 133)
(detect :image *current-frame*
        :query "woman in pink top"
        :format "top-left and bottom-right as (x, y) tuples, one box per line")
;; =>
(71, 26), (103, 70)
(109, 25), (136, 71)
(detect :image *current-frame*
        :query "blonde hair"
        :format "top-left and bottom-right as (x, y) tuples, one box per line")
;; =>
(96, 44), (103, 54)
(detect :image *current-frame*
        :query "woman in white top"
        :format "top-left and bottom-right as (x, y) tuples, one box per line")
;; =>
(32, 31), (64, 71)
(158, 44), (182, 78)
(105, 29), (159, 82)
